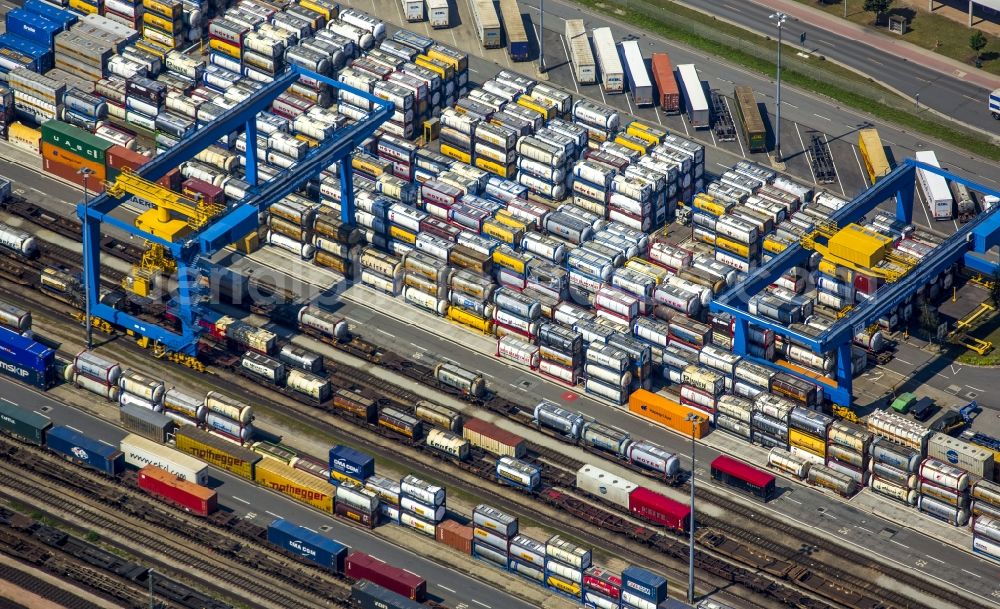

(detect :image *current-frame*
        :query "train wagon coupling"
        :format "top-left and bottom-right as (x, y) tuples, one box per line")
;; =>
(711, 158), (1000, 406)
(76, 64), (394, 357)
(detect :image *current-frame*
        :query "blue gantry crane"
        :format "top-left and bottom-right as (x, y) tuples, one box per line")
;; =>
(77, 66), (393, 356)
(711, 158), (1000, 406)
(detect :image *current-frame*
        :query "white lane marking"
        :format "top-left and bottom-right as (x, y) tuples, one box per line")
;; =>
(889, 539), (909, 548)
(784, 102), (799, 109)
(823, 513), (837, 520)
(472, 601), (491, 608)
(403, 569), (419, 576)
(66, 425), (83, 433)
(369, 554), (383, 562)
(265, 510), (281, 518)
(856, 526), (875, 533)
(851, 143), (869, 190)
(0, 397), (17, 406)
(968, 385), (985, 392)
(438, 585), (457, 593)
(559, 35), (581, 94)
(813, 114), (831, 121)
(723, 95), (746, 158)
(304, 526), (318, 533)
(411, 342), (427, 351)
(376, 328), (395, 338)
(823, 134), (846, 196)
(962, 569), (982, 578)
(233, 496), (250, 504)
(785, 497), (802, 504)
(794, 123), (818, 185)
(926, 555), (945, 564)
(894, 358), (913, 365)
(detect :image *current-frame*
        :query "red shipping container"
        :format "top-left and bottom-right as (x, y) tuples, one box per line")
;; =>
(43, 158), (106, 193)
(334, 502), (375, 528)
(584, 566), (622, 599)
(854, 273), (879, 296)
(137, 465), (217, 516)
(650, 53), (680, 114)
(158, 168), (182, 191)
(106, 144), (151, 172)
(345, 552), (427, 601)
(182, 178), (225, 205)
(628, 486), (690, 532)
(419, 216), (461, 241)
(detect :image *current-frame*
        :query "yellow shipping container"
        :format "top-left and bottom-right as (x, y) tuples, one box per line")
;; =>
(763, 236), (789, 254)
(415, 55), (452, 80)
(68, 0), (98, 13)
(330, 469), (363, 486)
(827, 224), (893, 269)
(474, 156), (512, 178)
(546, 575), (581, 597)
(255, 459), (334, 512)
(516, 96), (555, 120)
(174, 427), (260, 480)
(693, 230), (716, 246)
(693, 195), (727, 217)
(143, 0), (181, 18)
(299, 0), (338, 19)
(352, 156), (385, 177)
(143, 12), (177, 34)
(134, 38), (173, 60)
(493, 210), (530, 232)
(789, 428), (826, 457)
(817, 259), (854, 282)
(625, 258), (668, 283)
(440, 143), (471, 164)
(628, 389), (709, 438)
(389, 225), (417, 244)
(447, 306), (494, 334)
(482, 220), (521, 245)
(626, 121), (666, 145)
(208, 37), (241, 59)
(614, 134), (648, 154)
(492, 248), (528, 275)
(295, 133), (320, 148)
(715, 236), (751, 259)
(8, 122), (41, 153)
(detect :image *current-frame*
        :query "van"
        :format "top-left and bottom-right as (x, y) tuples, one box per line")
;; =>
(890, 392), (916, 414)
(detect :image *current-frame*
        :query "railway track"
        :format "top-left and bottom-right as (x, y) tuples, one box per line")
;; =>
(0, 204), (983, 609)
(0, 544), (133, 609)
(0, 441), (349, 609)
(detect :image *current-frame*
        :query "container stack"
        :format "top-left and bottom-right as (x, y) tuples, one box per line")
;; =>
(40, 119), (110, 190)
(972, 480), (1000, 523)
(544, 534), (590, 600)
(750, 393), (794, 449)
(714, 394), (753, 441)
(508, 533), (547, 583)
(202, 390), (254, 443)
(620, 565), (668, 609)
(474, 115), (517, 178)
(472, 504), (518, 570)
(403, 248), (451, 317)
(8, 69), (65, 125)
(678, 363), (724, 424)
(399, 474), (445, 538)
(537, 320), (584, 386)
(787, 406), (832, 467)
(825, 420), (878, 494)
(583, 566), (622, 609)
(358, 246), (404, 295)
(117, 368), (166, 415)
(493, 287), (542, 343)
(161, 387), (205, 427)
(334, 480), (380, 528)
(583, 343), (631, 405)
(0, 87), (13, 137)
(607, 331), (652, 394)
(732, 359), (775, 400)
(328, 444), (376, 486)
(767, 446), (812, 480)
(917, 458), (970, 526)
(867, 436), (919, 505)
(973, 516), (1000, 563)
(124, 75), (167, 138)
(72, 350), (122, 401)
(516, 134), (568, 204)
(365, 475), (403, 523)
(2, 7), (61, 76)
(446, 269), (496, 333)
(572, 98), (620, 145)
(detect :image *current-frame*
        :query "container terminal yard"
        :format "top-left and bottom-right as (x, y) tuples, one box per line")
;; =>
(0, 0), (999, 609)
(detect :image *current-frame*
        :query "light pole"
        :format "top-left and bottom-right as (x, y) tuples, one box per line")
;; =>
(685, 413), (700, 604)
(770, 12), (787, 162)
(538, 0), (545, 73)
(78, 167), (94, 349)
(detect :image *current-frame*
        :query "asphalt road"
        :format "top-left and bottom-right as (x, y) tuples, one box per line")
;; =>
(690, 0), (1000, 135)
(0, 379), (535, 609)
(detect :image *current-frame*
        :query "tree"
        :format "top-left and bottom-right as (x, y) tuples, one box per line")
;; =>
(970, 30), (988, 66)
(919, 300), (940, 343)
(863, 0), (893, 26)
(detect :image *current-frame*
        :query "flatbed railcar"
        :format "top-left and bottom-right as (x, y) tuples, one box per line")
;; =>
(710, 454), (776, 501)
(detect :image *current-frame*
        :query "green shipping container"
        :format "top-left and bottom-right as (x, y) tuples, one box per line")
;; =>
(40, 119), (111, 165)
(0, 400), (52, 445)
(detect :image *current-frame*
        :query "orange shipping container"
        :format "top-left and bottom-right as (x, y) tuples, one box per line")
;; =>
(435, 519), (473, 554)
(650, 53), (679, 114)
(628, 389), (709, 438)
(43, 158), (106, 193)
(41, 142), (106, 179)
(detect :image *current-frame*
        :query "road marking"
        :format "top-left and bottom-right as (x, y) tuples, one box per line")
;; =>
(868, 57), (883, 66)
(856, 526), (875, 533)
(968, 385), (984, 392)
(851, 143), (869, 190)
(438, 585), (456, 593)
(66, 425), (82, 433)
(822, 513), (837, 520)
(510, 383), (527, 392)
(0, 397), (17, 406)
(410, 342), (427, 351)
(723, 3), (742, 12)
(403, 569), (419, 576)
(962, 94), (980, 102)
(813, 114), (831, 121)
(716, 162), (730, 170)
(889, 539), (909, 548)
(472, 601), (491, 608)
(962, 569), (982, 578)
(559, 35), (581, 94)
(894, 358), (913, 365)
(794, 123), (819, 184)
(785, 497), (802, 504)
(926, 555), (945, 564)
(376, 328), (395, 338)
(233, 496), (250, 504)
(824, 134), (847, 196)
(265, 510), (281, 518)
(369, 555), (383, 562)
(783, 102), (798, 109)
(950, 364), (962, 375)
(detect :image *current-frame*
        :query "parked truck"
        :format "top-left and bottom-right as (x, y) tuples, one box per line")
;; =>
(619, 40), (652, 106)
(427, 0), (450, 27)
(592, 27), (623, 94)
(401, 0), (425, 21)
(991, 88), (999, 119)
(676, 63), (709, 129)
(565, 19), (596, 84)
(650, 52), (679, 114)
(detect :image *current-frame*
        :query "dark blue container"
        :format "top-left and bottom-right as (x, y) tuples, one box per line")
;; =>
(329, 445), (375, 481)
(23, 0), (78, 31)
(0, 34), (52, 72)
(46, 426), (124, 476)
(0, 326), (55, 389)
(622, 565), (668, 604)
(0, 47), (37, 73)
(267, 518), (348, 573)
(6, 9), (63, 49)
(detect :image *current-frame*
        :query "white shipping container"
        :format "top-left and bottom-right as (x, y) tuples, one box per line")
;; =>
(120, 434), (209, 485)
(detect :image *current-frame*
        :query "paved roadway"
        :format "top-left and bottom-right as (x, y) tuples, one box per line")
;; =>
(688, 0), (1000, 135)
(0, 379), (534, 609)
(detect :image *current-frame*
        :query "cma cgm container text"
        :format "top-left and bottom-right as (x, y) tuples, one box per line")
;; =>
(267, 518), (348, 572)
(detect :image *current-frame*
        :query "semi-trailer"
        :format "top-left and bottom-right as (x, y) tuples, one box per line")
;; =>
(619, 40), (652, 106)
(592, 27), (623, 94)
(676, 63), (709, 128)
(565, 19), (596, 84)
(650, 52), (679, 114)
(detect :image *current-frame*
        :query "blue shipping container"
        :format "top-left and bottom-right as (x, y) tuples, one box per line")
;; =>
(267, 518), (348, 573)
(621, 566), (668, 604)
(328, 445), (375, 481)
(6, 10), (62, 48)
(0, 326), (55, 389)
(0, 46), (38, 73)
(46, 426), (124, 476)
(23, 0), (78, 30)
(0, 34), (52, 72)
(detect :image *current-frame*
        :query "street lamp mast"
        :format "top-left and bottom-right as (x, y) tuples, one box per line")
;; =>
(770, 12), (787, 162)
(685, 413), (700, 604)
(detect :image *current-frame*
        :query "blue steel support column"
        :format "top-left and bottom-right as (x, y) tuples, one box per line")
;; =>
(895, 166), (915, 225)
(81, 213), (101, 346)
(174, 258), (197, 348)
(339, 158), (355, 226)
(834, 342), (853, 406)
(732, 316), (749, 356)
(245, 118), (259, 186)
